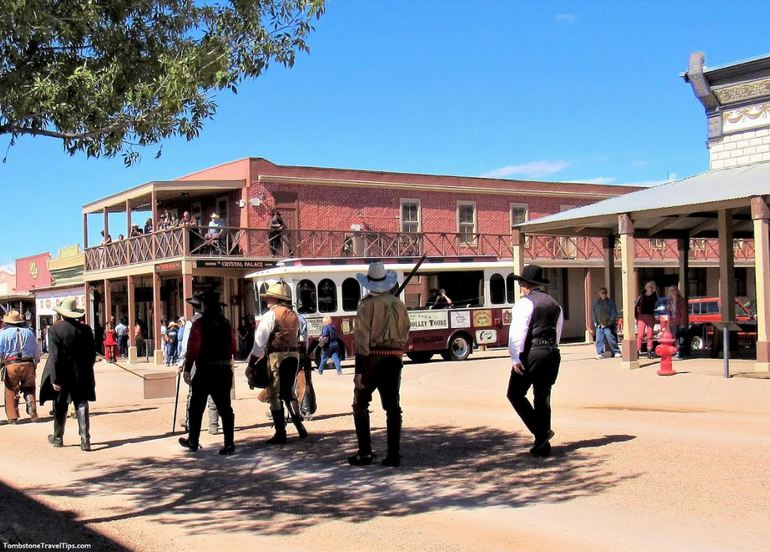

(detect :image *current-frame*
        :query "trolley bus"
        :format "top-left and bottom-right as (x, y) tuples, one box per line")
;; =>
(246, 256), (517, 365)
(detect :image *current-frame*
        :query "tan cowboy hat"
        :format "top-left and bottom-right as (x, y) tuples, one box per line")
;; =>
(168, 321), (179, 328)
(2, 310), (26, 325)
(55, 297), (86, 319)
(259, 282), (292, 303)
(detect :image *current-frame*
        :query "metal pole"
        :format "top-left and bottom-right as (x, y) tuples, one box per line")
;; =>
(723, 327), (730, 379)
(172, 372), (181, 433)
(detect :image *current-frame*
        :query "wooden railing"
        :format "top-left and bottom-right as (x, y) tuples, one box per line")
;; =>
(83, 227), (758, 272)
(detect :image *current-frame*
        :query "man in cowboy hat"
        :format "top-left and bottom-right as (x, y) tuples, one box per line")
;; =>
(0, 310), (41, 423)
(179, 290), (235, 455)
(39, 297), (96, 450)
(507, 264), (563, 457)
(247, 281), (307, 444)
(348, 261), (410, 467)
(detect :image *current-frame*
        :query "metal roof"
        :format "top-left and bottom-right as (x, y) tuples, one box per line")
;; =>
(516, 162), (770, 238)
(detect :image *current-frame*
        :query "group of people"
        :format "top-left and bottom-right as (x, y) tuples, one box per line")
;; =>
(592, 281), (689, 360)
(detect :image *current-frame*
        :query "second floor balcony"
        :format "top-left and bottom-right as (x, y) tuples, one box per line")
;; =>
(83, 226), (757, 272)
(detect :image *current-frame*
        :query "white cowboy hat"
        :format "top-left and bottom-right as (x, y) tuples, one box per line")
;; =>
(356, 261), (398, 293)
(211, 212), (220, 219)
(2, 310), (26, 325)
(55, 297), (86, 319)
(259, 282), (293, 303)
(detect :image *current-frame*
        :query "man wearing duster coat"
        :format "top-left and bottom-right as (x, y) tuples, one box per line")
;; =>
(39, 297), (96, 451)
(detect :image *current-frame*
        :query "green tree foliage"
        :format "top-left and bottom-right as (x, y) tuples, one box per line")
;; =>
(0, 0), (325, 164)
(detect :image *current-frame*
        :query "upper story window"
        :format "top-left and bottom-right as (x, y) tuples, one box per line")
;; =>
(510, 204), (528, 227)
(457, 201), (476, 244)
(401, 199), (420, 233)
(318, 278), (338, 313)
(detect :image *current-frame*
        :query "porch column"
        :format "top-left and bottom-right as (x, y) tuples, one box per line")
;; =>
(224, 277), (233, 323)
(584, 268), (593, 343)
(511, 228), (525, 300)
(152, 270), (163, 364)
(677, 236), (690, 303)
(751, 197), (770, 372)
(127, 275), (137, 363)
(126, 199), (132, 237)
(619, 214), (639, 369)
(603, 235), (616, 300)
(151, 188), (158, 260)
(103, 207), (109, 239)
(182, 263), (193, 321)
(83, 213), (89, 248)
(103, 279), (112, 329)
(84, 282), (91, 327)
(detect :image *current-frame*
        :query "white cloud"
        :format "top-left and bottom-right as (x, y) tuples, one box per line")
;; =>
(481, 160), (570, 179)
(555, 13), (577, 23)
(0, 263), (14, 273)
(573, 177), (617, 184)
(617, 178), (671, 187)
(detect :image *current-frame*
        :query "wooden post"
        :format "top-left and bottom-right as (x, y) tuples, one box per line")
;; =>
(619, 214), (639, 369)
(103, 279), (112, 328)
(103, 207), (109, 239)
(127, 275), (137, 363)
(511, 228), (524, 301)
(152, 270), (163, 365)
(83, 213), (89, 249)
(84, 282), (91, 327)
(752, 197), (770, 372)
(603, 235), (616, 300)
(151, 189), (158, 260)
(182, 263), (194, 321)
(677, 236), (690, 303)
(584, 268), (593, 343)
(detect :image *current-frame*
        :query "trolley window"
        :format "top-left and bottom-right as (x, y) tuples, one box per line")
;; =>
(506, 273), (517, 303)
(318, 278), (338, 313)
(490, 273), (506, 304)
(296, 279), (317, 314)
(342, 278), (361, 312)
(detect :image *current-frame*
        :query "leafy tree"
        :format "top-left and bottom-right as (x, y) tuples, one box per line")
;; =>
(0, 0), (325, 164)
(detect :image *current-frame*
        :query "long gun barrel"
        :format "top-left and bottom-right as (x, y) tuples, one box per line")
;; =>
(393, 253), (428, 296)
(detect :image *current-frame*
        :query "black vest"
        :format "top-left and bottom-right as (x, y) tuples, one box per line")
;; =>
(196, 314), (232, 364)
(524, 289), (561, 352)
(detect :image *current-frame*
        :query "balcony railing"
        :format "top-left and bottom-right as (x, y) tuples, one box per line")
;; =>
(83, 227), (758, 272)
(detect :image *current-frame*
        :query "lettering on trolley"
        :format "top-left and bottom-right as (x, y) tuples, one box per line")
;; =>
(409, 311), (449, 331)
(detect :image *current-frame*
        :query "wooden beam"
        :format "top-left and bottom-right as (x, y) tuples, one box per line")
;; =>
(689, 218), (718, 236)
(648, 216), (684, 236)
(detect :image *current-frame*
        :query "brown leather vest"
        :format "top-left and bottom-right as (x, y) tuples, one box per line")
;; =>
(269, 305), (300, 352)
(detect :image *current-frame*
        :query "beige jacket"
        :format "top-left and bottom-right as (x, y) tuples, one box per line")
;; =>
(354, 292), (410, 355)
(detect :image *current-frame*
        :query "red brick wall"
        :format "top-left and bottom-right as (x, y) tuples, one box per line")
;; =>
(15, 253), (52, 292)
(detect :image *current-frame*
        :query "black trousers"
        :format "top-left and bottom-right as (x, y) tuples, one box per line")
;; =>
(669, 324), (688, 357)
(352, 355), (402, 455)
(188, 365), (234, 447)
(507, 346), (560, 442)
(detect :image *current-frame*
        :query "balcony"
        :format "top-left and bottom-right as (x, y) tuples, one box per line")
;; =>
(83, 227), (756, 272)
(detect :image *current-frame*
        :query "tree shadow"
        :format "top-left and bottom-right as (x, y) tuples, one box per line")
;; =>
(34, 425), (639, 536)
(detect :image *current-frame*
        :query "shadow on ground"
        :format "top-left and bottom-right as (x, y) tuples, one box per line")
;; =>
(34, 425), (638, 537)
(0, 481), (129, 551)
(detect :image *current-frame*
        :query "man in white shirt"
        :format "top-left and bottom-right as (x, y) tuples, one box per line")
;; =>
(507, 265), (563, 457)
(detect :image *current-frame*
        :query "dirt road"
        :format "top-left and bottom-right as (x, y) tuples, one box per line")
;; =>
(1, 345), (769, 551)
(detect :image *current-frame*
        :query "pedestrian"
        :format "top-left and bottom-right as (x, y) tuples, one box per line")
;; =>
(592, 287), (621, 359)
(635, 281), (658, 358)
(317, 316), (342, 375)
(39, 298), (96, 451)
(247, 282), (307, 444)
(348, 261), (411, 467)
(667, 286), (689, 360)
(0, 310), (41, 423)
(165, 321), (179, 366)
(103, 323), (118, 362)
(115, 318), (128, 358)
(178, 291), (235, 455)
(268, 209), (285, 256)
(237, 317), (252, 360)
(507, 265), (563, 457)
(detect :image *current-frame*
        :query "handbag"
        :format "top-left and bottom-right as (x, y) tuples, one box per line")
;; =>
(245, 356), (269, 389)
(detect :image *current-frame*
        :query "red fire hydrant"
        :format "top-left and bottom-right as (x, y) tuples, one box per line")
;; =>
(655, 323), (677, 376)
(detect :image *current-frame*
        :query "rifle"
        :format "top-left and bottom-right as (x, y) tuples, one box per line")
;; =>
(393, 253), (428, 296)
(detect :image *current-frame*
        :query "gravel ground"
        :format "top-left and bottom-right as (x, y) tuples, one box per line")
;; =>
(1, 345), (769, 551)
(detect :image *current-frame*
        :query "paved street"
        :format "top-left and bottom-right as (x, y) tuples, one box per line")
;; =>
(1, 344), (769, 551)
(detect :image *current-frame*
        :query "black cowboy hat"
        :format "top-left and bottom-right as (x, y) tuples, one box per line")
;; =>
(511, 264), (550, 287)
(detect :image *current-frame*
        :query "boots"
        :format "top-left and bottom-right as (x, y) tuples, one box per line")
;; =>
(381, 410), (402, 467)
(75, 402), (91, 451)
(4, 387), (19, 423)
(287, 400), (308, 439)
(48, 407), (66, 448)
(348, 412), (374, 465)
(24, 394), (38, 422)
(266, 409), (287, 444)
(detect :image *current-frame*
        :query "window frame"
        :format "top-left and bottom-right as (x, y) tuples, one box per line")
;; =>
(400, 198), (421, 233)
(457, 200), (477, 245)
(510, 203), (529, 228)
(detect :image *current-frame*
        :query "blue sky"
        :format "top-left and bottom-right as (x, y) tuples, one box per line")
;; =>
(2, 0), (769, 269)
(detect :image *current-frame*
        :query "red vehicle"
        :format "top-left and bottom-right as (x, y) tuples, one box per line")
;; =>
(247, 257), (516, 364)
(686, 296), (755, 350)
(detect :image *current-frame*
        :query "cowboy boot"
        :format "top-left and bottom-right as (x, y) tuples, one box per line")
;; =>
(24, 393), (39, 422)
(381, 411), (402, 467)
(48, 408), (66, 447)
(287, 400), (308, 439)
(75, 401), (91, 451)
(266, 409), (287, 444)
(348, 413), (374, 465)
(5, 387), (19, 423)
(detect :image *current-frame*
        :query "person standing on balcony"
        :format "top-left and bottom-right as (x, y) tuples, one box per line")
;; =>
(667, 286), (689, 360)
(592, 288), (621, 359)
(348, 262), (411, 467)
(507, 265), (563, 458)
(144, 218), (153, 234)
(99, 230), (112, 245)
(635, 281), (658, 359)
(204, 212), (225, 253)
(268, 209), (285, 256)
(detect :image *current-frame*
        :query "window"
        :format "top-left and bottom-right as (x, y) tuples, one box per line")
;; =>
(400, 199), (420, 233)
(457, 201), (476, 244)
(510, 204), (528, 227)
(705, 301), (719, 314)
(296, 279), (317, 314)
(341, 278), (361, 311)
(490, 274), (506, 304)
(506, 273), (517, 303)
(651, 238), (666, 250)
(317, 278), (338, 313)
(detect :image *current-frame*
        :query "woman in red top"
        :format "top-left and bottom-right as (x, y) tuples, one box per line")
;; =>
(103, 323), (118, 362)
